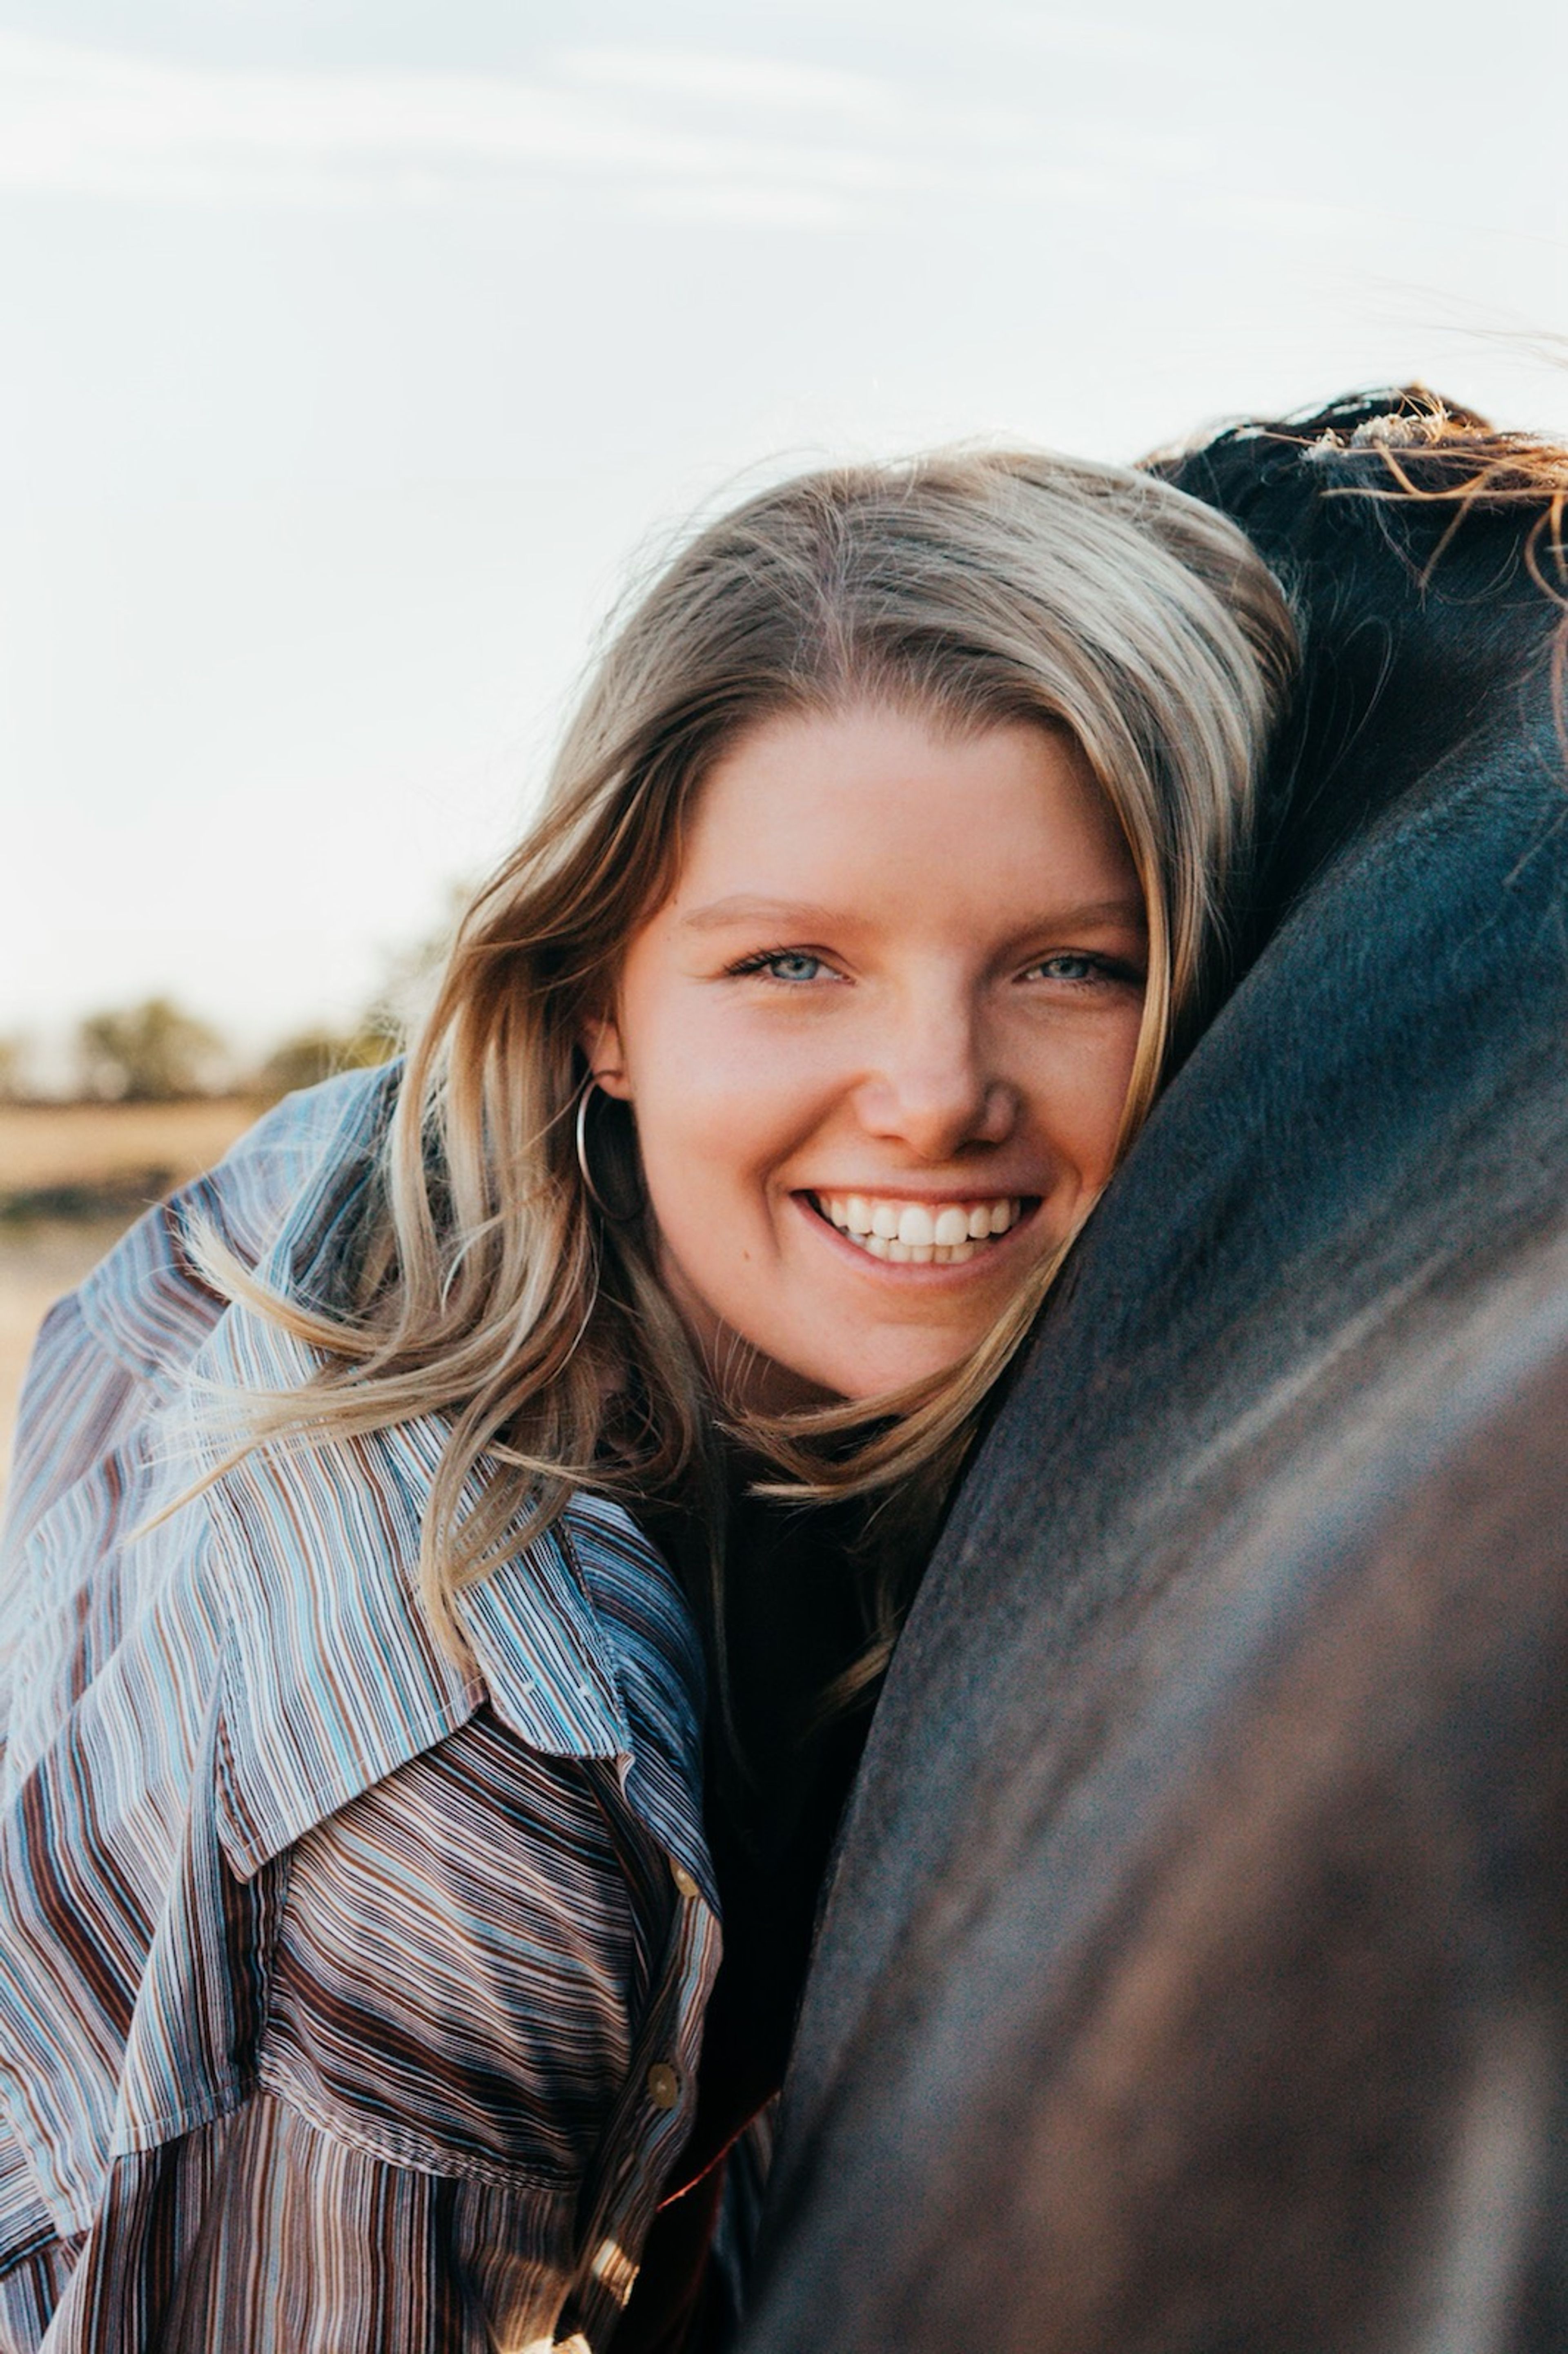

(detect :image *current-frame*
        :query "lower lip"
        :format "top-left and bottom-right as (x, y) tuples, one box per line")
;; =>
(793, 1193), (1042, 1279)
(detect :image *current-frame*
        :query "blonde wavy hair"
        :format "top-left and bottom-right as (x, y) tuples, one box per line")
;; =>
(216, 446), (1297, 1708)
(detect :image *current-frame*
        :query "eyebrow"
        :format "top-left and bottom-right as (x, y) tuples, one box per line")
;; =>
(679, 893), (1148, 933)
(679, 896), (843, 933)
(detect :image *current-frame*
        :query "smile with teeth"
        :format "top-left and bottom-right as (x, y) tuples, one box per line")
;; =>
(811, 1192), (1026, 1264)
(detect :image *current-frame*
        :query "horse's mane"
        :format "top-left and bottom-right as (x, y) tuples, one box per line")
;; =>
(1154, 383), (1568, 505)
(1165, 387), (1568, 727)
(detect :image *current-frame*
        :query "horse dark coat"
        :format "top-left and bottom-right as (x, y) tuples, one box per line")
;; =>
(735, 394), (1568, 2354)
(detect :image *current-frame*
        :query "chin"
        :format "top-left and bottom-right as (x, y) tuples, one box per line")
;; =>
(826, 1335), (984, 1403)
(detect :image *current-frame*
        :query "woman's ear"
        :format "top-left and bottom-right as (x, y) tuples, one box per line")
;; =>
(581, 1015), (633, 1102)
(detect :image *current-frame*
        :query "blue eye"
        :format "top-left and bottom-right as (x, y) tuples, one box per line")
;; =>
(1025, 951), (1145, 990)
(731, 949), (830, 983)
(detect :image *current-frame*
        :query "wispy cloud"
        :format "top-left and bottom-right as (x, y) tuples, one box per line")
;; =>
(985, 9), (1177, 64)
(0, 31), (1209, 224)
(552, 47), (902, 123)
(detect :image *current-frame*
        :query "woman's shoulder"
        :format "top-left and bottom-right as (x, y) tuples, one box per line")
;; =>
(0, 1064), (402, 1592)
(76, 1061), (404, 1389)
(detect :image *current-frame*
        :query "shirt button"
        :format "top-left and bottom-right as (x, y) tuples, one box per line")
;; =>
(670, 1860), (700, 1901)
(646, 2062), (681, 2111)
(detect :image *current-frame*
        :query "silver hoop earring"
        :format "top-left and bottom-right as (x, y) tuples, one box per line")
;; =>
(574, 1075), (644, 1225)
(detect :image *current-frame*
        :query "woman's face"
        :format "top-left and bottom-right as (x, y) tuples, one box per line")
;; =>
(587, 702), (1148, 1410)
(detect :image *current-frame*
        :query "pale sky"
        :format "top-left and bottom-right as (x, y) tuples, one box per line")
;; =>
(2, 0), (1565, 1070)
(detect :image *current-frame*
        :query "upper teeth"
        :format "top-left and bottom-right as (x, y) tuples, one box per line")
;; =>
(815, 1193), (1021, 1264)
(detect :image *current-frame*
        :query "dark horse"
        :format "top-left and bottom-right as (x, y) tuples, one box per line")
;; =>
(735, 392), (1568, 2354)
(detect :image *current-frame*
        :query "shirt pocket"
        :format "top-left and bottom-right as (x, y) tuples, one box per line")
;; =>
(256, 1704), (641, 2190)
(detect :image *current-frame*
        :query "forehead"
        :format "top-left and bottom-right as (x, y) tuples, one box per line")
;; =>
(664, 702), (1138, 927)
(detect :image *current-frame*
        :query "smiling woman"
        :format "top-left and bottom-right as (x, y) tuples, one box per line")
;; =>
(0, 447), (1296, 2354)
(592, 706), (1148, 1407)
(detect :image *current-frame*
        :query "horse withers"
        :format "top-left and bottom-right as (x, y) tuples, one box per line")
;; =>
(737, 393), (1568, 2354)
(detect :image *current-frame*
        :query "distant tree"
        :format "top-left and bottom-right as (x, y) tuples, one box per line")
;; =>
(76, 998), (227, 1103)
(253, 1016), (400, 1104)
(0, 1035), (29, 1103)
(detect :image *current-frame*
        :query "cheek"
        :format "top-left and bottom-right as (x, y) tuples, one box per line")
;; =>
(631, 970), (850, 1138)
(628, 1011), (820, 1230)
(1029, 1012), (1145, 1180)
(631, 1049), (817, 1361)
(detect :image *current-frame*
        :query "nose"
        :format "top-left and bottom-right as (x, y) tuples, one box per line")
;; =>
(854, 993), (1016, 1162)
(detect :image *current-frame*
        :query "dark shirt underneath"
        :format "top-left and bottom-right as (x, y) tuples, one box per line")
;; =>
(615, 1493), (875, 2351)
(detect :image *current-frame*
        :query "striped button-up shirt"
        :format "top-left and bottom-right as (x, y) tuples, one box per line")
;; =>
(0, 1070), (724, 2352)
